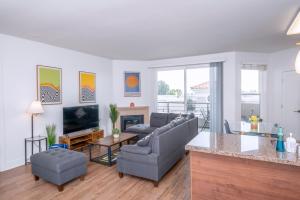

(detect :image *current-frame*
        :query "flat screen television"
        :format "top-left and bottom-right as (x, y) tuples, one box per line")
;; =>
(63, 105), (99, 134)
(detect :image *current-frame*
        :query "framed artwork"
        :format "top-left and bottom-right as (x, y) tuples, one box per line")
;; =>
(124, 71), (141, 97)
(79, 71), (96, 103)
(37, 65), (62, 105)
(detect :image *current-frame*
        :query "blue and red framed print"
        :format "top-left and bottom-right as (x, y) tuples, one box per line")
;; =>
(124, 71), (141, 97)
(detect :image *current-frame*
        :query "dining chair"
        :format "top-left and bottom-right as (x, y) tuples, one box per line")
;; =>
(224, 120), (233, 134)
(200, 108), (209, 131)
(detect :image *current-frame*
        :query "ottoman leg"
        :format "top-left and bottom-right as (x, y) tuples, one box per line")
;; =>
(57, 185), (64, 192)
(34, 175), (39, 181)
(153, 181), (159, 187)
(185, 150), (190, 155)
(80, 175), (85, 181)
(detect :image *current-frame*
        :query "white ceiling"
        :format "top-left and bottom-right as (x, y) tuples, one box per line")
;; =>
(0, 0), (299, 60)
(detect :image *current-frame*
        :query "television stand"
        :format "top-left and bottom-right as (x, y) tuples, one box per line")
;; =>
(59, 129), (104, 151)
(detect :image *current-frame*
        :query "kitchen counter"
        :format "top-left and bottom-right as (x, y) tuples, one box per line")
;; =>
(186, 132), (300, 200)
(185, 132), (300, 166)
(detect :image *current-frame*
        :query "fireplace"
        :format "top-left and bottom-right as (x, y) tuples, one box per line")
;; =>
(120, 115), (144, 132)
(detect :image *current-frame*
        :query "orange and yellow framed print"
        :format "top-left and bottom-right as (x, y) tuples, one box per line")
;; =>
(37, 65), (62, 105)
(79, 71), (96, 103)
(124, 71), (141, 97)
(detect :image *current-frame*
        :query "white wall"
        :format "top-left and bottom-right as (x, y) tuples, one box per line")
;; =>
(112, 60), (156, 112)
(267, 47), (300, 127)
(112, 52), (240, 123)
(0, 46), (5, 171)
(0, 34), (113, 171)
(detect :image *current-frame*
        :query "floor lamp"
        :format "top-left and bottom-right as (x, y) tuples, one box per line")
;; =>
(27, 100), (44, 155)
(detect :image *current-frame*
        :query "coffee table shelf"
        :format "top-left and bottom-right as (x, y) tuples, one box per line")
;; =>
(88, 133), (138, 166)
(90, 151), (119, 165)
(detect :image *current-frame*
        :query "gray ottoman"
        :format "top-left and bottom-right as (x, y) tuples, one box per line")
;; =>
(30, 148), (87, 191)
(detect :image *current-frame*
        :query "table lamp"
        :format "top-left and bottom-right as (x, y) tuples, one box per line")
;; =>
(27, 100), (44, 138)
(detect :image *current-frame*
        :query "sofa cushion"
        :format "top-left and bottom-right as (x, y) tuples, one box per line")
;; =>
(126, 124), (149, 133)
(141, 126), (157, 134)
(167, 113), (179, 123)
(152, 123), (174, 136)
(150, 113), (168, 128)
(118, 151), (158, 165)
(121, 144), (152, 155)
(137, 133), (153, 146)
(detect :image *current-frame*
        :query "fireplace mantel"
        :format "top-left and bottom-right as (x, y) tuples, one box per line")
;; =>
(117, 106), (149, 112)
(116, 106), (150, 130)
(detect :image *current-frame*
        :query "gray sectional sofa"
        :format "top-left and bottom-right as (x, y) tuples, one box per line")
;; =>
(117, 113), (198, 186)
(126, 112), (179, 139)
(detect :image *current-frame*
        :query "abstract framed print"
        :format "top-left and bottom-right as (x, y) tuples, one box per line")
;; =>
(79, 71), (96, 103)
(124, 71), (141, 97)
(37, 65), (62, 105)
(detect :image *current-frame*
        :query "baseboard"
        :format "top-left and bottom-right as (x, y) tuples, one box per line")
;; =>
(2, 157), (24, 172)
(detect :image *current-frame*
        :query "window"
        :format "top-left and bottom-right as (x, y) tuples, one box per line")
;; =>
(241, 69), (260, 121)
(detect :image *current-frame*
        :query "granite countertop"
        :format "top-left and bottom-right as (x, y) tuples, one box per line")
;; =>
(185, 132), (300, 167)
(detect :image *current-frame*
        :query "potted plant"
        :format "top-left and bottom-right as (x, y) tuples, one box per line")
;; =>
(109, 104), (120, 138)
(112, 128), (120, 139)
(93, 127), (100, 132)
(46, 124), (56, 148)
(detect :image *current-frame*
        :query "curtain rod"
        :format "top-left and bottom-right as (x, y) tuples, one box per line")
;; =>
(148, 60), (226, 69)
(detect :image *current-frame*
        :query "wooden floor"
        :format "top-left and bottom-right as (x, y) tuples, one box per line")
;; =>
(0, 154), (190, 200)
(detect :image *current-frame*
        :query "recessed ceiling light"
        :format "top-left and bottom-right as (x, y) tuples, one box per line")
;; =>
(287, 11), (300, 35)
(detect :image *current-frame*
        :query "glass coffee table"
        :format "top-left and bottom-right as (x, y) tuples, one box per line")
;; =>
(88, 133), (138, 166)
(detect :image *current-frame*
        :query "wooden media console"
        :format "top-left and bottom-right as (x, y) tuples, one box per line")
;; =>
(59, 130), (104, 151)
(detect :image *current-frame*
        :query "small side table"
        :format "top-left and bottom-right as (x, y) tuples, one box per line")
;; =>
(25, 136), (48, 165)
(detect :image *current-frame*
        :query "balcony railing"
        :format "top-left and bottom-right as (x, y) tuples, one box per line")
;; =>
(157, 101), (210, 130)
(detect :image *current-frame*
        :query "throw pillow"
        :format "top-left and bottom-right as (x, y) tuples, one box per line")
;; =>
(172, 117), (187, 126)
(186, 113), (195, 120)
(137, 134), (152, 146)
(153, 123), (174, 136)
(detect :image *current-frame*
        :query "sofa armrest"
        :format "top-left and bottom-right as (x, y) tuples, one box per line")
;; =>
(121, 144), (151, 155)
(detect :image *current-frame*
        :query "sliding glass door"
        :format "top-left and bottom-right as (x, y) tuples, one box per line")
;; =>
(156, 63), (223, 131)
(157, 69), (185, 113)
(186, 68), (210, 131)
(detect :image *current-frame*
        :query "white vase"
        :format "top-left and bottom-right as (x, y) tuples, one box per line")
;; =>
(113, 134), (120, 139)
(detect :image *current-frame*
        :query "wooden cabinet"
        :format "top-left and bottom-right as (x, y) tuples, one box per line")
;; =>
(59, 130), (104, 151)
(190, 151), (300, 200)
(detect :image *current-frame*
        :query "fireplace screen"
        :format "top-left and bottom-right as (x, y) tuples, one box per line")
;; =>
(120, 115), (144, 132)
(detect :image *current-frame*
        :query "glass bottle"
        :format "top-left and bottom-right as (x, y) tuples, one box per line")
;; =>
(276, 127), (285, 152)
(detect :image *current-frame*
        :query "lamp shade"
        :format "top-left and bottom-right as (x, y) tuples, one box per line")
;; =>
(27, 101), (44, 114)
(296, 50), (300, 74)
